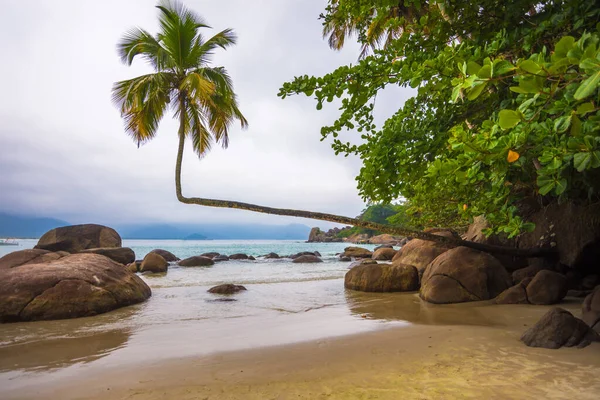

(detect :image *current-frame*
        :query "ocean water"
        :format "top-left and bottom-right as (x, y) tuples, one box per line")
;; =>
(0, 239), (410, 390)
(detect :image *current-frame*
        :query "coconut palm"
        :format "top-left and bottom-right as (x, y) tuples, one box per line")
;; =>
(112, 1), (550, 258)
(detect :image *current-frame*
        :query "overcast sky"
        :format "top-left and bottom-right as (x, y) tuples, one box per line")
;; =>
(0, 0), (413, 228)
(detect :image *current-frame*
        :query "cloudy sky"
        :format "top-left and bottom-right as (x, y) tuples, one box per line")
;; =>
(0, 0), (412, 228)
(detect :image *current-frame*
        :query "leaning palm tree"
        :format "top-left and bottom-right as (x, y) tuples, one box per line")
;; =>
(112, 0), (550, 258)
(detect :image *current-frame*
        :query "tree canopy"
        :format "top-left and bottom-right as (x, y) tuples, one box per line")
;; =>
(279, 0), (600, 237)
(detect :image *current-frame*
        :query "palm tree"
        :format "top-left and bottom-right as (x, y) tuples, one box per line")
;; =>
(112, 0), (550, 258)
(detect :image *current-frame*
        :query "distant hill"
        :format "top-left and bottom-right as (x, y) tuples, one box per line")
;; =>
(0, 212), (312, 240)
(0, 213), (69, 238)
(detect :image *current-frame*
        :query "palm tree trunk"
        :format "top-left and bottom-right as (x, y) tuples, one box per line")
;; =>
(174, 138), (554, 258)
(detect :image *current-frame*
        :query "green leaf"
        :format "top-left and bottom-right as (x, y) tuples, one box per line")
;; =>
(579, 58), (600, 72)
(539, 181), (555, 195)
(451, 85), (462, 102)
(494, 60), (514, 76)
(466, 61), (482, 75)
(576, 102), (595, 115)
(519, 60), (541, 74)
(573, 152), (591, 171)
(574, 71), (600, 100)
(518, 78), (542, 93)
(510, 86), (529, 94)
(477, 65), (492, 79)
(554, 36), (575, 59)
(571, 114), (582, 136)
(316, 101), (323, 110)
(467, 82), (487, 100)
(498, 110), (521, 129)
(522, 222), (536, 232)
(555, 178), (567, 195)
(554, 116), (571, 133)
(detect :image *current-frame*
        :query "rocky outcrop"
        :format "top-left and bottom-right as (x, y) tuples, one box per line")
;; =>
(391, 229), (458, 278)
(345, 263), (419, 292)
(372, 247), (397, 261)
(35, 224), (121, 253)
(140, 252), (168, 273)
(292, 255), (323, 263)
(307, 227), (347, 242)
(0, 253), (151, 322)
(526, 270), (568, 305)
(80, 247), (135, 265)
(229, 253), (249, 260)
(521, 307), (599, 349)
(342, 247), (373, 259)
(582, 286), (600, 333)
(149, 249), (179, 262)
(178, 256), (215, 267)
(420, 246), (511, 304)
(208, 284), (247, 294)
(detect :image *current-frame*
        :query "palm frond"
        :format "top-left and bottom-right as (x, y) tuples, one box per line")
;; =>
(111, 73), (173, 145)
(117, 27), (173, 70)
(186, 101), (212, 157)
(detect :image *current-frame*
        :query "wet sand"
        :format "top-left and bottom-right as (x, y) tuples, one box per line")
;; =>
(3, 294), (599, 400)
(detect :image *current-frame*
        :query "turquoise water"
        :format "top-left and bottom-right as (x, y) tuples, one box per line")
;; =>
(0, 239), (407, 391)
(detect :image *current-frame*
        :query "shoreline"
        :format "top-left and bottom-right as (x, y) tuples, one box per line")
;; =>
(4, 298), (599, 400)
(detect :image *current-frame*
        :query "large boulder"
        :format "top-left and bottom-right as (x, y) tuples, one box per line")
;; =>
(292, 255), (323, 263)
(582, 286), (600, 333)
(420, 246), (511, 304)
(35, 224), (121, 253)
(0, 249), (67, 270)
(526, 270), (568, 305)
(372, 247), (397, 261)
(521, 307), (599, 349)
(512, 264), (548, 284)
(391, 229), (458, 276)
(79, 247), (135, 265)
(342, 247), (373, 259)
(0, 253), (151, 322)
(140, 252), (168, 273)
(345, 263), (419, 292)
(368, 234), (402, 245)
(149, 249), (179, 262)
(208, 284), (247, 294)
(496, 277), (533, 304)
(348, 259), (378, 269)
(178, 256), (215, 267)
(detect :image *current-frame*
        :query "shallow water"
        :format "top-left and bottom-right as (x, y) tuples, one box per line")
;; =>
(0, 239), (409, 391)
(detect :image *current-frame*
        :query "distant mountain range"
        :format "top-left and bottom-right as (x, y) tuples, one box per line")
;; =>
(0, 213), (311, 240)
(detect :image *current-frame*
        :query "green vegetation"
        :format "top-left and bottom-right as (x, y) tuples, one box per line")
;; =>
(279, 0), (600, 237)
(337, 203), (417, 238)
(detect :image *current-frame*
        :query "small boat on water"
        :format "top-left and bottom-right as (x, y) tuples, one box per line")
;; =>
(0, 238), (19, 246)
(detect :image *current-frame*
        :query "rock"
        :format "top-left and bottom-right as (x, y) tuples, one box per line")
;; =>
(79, 247), (135, 265)
(526, 270), (568, 305)
(290, 251), (319, 259)
(342, 247), (373, 259)
(521, 307), (600, 349)
(391, 229), (458, 276)
(420, 246), (511, 304)
(307, 227), (322, 242)
(248, 256), (256, 261)
(582, 275), (599, 290)
(567, 289), (593, 298)
(348, 259), (378, 269)
(200, 252), (220, 259)
(264, 252), (280, 259)
(582, 286), (600, 333)
(0, 249), (67, 270)
(213, 255), (230, 262)
(140, 252), (168, 273)
(127, 262), (139, 273)
(229, 253), (249, 260)
(0, 253), (151, 322)
(314, 251), (322, 257)
(178, 256), (215, 267)
(368, 234), (403, 245)
(518, 202), (600, 271)
(374, 244), (394, 250)
(345, 263), (419, 292)
(496, 278), (533, 304)
(149, 249), (179, 262)
(307, 227), (345, 243)
(372, 247), (397, 261)
(35, 224), (121, 253)
(208, 284), (247, 294)
(339, 256), (351, 262)
(292, 255), (323, 263)
(512, 265), (548, 284)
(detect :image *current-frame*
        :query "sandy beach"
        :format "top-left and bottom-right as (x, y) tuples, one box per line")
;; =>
(3, 294), (599, 400)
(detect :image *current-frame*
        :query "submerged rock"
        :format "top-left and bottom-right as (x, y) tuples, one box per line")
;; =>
(35, 224), (121, 253)
(292, 255), (323, 263)
(229, 253), (249, 260)
(521, 307), (599, 349)
(213, 255), (230, 262)
(0, 253), (151, 322)
(179, 256), (215, 267)
(420, 246), (511, 304)
(149, 249), (179, 262)
(80, 247), (135, 265)
(345, 263), (419, 292)
(140, 252), (168, 273)
(208, 284), (247, 295)
(248, 256), (256, 261)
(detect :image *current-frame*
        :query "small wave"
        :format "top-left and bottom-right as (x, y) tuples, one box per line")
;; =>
(149, 275), (344, 289)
